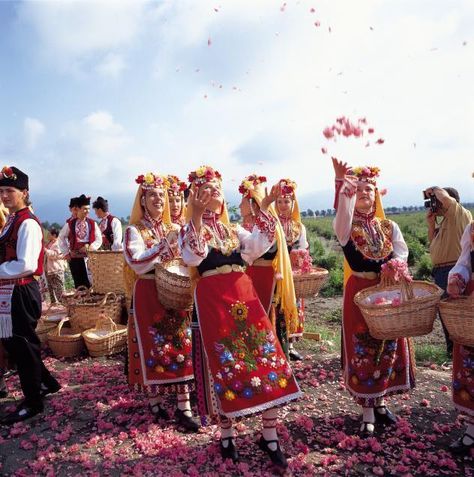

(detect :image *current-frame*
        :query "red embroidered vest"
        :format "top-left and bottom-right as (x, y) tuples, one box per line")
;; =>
(101, 214), (115, 249)
(0, 208), (44, 276)
(68, 217), (96, 251)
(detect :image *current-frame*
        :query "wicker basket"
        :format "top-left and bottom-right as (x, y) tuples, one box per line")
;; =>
(155, 259), (193, 311)
(47, 318), (85, 358)
(439, 296), (474, 346)
(293, 268), (329, 299)
(354, 280), (443, 340)
(87, 251), (126, 294)
(69, 291), (124, 333)
(82, 314), (127, 358)
(36, 318), (59, 346)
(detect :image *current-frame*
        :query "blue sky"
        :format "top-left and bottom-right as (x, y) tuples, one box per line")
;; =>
(0, 0), (473, 222)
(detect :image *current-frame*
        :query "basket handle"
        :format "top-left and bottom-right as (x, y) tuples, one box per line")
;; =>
(95, 313), (117, 332)
(73, 285), (91, 300)
(400, 278), (414, 302)
(56, 317), (69, 336)
(99, 292), (118, 306)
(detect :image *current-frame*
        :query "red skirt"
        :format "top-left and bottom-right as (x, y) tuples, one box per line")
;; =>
(452, 280), (474, 421)
(342, 275), (415, 406)
(245, 265), (275, 314)
(193, 271), (301, 420)
(128, 278), (194, 394)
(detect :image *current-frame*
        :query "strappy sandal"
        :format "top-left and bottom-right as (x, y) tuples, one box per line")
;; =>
(359, 421), (375, 438)
(449, 432), (474, 455)
(374, 405), (398, 426)
(149, 402), (170, 420)
(258, 436), (288, 469)
(220, 437), (239, 462)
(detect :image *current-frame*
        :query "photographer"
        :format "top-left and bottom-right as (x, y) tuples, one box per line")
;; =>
(425, 186), (472, 357)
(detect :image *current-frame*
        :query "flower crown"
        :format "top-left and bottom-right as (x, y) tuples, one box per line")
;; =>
(135, 172), (170, 190)
(239, 174), (267, 198)
(348, 166), (380, 185)
(188, 165), (222, 187)
(277, 178), (297, 198)
(1, 166), (17, 180)
(167, 175), (187, 196)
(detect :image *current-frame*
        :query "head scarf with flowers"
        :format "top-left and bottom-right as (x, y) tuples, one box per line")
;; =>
(276, 178), (301, 226)
(129, 172), (171, 226)
(167, 175), (187, 225)
(124, 172), (173, 301)
(239, 174), (299, 335)
(348, 166), (380, 185)
(186, 165), (229, 225)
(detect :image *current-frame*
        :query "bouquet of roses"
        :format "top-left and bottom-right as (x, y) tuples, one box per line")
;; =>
(290, 249), (313, 275)
(380, 258), (412, 285)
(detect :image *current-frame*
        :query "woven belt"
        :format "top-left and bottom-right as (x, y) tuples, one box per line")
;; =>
(432, 261), (457, 269)
(352, 271), (379, 280)
(0, 276), (35, 286)
(202, 264), (245, 278)
(252, 258), (273, 267)
(138, 274), (155, 280)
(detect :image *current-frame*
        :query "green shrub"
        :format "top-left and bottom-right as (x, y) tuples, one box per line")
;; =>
(414, 253), (433, 281)
(321, 267), (344, 297)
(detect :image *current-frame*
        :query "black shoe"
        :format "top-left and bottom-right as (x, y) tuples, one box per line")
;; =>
(40, 381), (61, 398)
(174, 408), (200, 432)
(1, 402), (43, 425)
(220, 437), (239, 463)
(374, 406), (398, 426)
(289, 349), (303, 361)
(358, 421), (375, 438)
(149, 403), (170, 420)
(449, 433), (474, 455)
(258, 436), (288, 469)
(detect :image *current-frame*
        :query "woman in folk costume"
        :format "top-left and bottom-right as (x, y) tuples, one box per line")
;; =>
(167, 175), (187, 227)
(274, 178), (309, 361)
(240, 174), (299, 357)
(123, 172), (199, 432)
(332, 158), (415, 437)
(179, 166), (301, 468)
(446, 204), (474, 455)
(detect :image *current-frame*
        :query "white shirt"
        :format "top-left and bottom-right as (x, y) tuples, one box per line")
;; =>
(99, 215), (123, 251)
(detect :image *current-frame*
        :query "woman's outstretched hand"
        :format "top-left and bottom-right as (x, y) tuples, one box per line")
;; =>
(332, 157), (350, 180)
(261, 184), (280, 212)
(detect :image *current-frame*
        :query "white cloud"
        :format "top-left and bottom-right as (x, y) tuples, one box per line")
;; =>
(96, 53), (126, 78)
(23, 117), (45, 150)
(17, 0), (148, 74)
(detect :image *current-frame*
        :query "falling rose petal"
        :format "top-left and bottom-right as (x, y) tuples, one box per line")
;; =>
(375, 138), (385, 144)
(208, 37), (212, 46)
(321, 147), (327, 154)
(440, 385), (449, 392)
(379, 188), (388, 196)
(280, 2), (287, 12)
(314, 21), (321, 27)
(368, 128), (375, 134)
(323, 127), (334, 139)
(310, 8), (315, 13)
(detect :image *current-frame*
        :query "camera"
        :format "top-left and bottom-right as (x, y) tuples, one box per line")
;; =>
(423, 190), (440, 213)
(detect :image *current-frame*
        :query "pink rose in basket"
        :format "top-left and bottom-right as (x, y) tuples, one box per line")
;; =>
(290, 249), (313, 275)
(373, 296), (390, 305)
(390, 297), (401, 307)
(380, 258), (412, 283)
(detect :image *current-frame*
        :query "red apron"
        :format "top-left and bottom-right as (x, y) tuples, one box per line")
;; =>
(128, 278), (194, 393)
(194, 271), (301, 419)
(342, 275), (415, 406)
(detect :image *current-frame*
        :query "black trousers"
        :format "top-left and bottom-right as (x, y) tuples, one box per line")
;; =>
(1, 281), (58, 407)
(69, 257), (91, 288)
